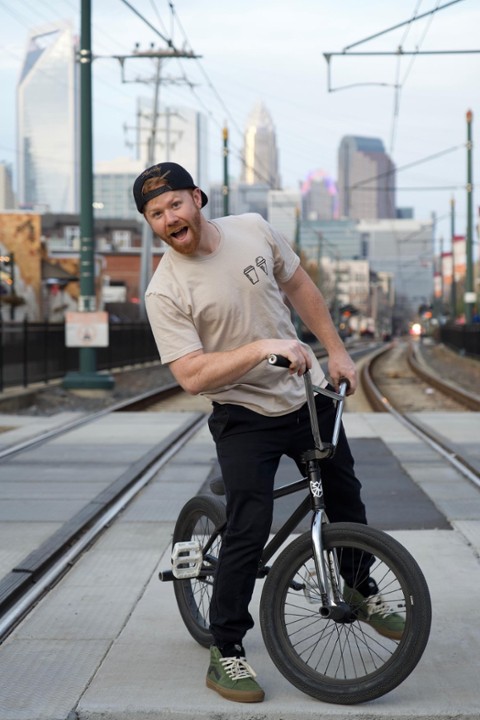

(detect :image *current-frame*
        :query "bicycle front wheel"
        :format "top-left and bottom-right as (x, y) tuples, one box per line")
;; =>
(172, 494), (226, 648)
(260, 522), (431, 705)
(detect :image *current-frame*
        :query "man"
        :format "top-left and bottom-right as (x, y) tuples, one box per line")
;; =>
(134, 162), (403, 704)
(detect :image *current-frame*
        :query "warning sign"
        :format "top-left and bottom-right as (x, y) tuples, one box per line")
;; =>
(65, 311), (109, 347)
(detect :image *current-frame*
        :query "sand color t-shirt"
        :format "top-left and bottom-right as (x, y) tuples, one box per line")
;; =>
(145, 213), (326, 415)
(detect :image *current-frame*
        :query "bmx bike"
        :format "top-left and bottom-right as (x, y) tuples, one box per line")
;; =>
(159, 354), (432, 704)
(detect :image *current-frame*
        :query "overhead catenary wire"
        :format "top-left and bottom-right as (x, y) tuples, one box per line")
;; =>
(118, 0), (174, 48)
(149, 1), (283, 191)
(342, 0), (466, 52)
(114, 1), (273, 189)
(350, 143), (464, 189)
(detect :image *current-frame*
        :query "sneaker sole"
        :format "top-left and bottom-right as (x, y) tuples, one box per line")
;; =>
(206, 677), (265, 703)
(358, 618), (404, 641)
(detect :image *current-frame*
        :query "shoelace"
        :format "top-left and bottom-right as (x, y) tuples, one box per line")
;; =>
(366, 594), (391, 618)
(366, 594), (404, 619)
(219, 656), (257, 681)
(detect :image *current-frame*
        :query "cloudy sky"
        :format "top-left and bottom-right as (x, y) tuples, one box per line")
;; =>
(0, 0), (479, 243)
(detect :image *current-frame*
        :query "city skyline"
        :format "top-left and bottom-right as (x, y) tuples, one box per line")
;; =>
(0, 1), (479, 244)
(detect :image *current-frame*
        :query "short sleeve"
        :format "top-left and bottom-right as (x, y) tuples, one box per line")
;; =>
(145, 291), (203, 364)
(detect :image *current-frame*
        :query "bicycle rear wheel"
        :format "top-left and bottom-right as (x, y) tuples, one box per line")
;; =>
(172, 494), (226, 648)
(260, 522), (431, 704)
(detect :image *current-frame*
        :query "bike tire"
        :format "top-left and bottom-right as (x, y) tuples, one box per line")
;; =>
(260, 522), (431, 704)
(172, 494), (226, 648)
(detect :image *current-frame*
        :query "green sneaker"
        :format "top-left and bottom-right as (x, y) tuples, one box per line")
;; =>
(206, 645), (265, 703)
(344, 584), (405, 641)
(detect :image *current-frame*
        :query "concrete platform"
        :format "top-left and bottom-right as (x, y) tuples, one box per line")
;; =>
(0, 412), (479, 720)
(0, 411), (212, 579)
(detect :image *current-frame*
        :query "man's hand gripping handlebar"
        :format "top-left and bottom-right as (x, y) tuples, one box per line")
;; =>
(267, 353), (348, 457)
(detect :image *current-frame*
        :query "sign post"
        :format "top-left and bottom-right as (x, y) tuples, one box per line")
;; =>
(63, 0), (113, 389)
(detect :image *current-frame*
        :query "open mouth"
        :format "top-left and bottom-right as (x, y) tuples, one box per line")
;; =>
(171, 226), (188, 241)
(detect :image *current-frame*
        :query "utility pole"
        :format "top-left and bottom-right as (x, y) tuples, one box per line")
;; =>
(222, 125), (229, 216)
(116, 47), (200, 320)
(63, 0), (114, 390)
(450, 196), (457, 320)
(139, 57), (162, 320)
(439, 235), (444, 315)
(465, 110), (475, 323)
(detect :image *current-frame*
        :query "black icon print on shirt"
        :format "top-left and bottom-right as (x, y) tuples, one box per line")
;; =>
(243, 256), (268, 284)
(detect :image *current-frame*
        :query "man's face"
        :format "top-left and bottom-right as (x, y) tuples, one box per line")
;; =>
(143, 188), (203, 255)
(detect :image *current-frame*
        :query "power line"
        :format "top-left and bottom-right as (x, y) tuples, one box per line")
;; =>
(166, 2), (280, 189)
(349, 185), (470, 191)
(389, 0), (437, 155)
(351, 144), (464, 189)
(118, 0), (173, 48)
(342, 0), (466, 52)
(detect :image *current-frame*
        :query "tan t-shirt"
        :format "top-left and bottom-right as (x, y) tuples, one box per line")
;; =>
(145, 213), (326, 415)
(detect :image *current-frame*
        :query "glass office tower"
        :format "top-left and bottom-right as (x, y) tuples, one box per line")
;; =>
(17, 22), (79, 213)
(241, 102), (281, 189)
(337, 136), (396, 220)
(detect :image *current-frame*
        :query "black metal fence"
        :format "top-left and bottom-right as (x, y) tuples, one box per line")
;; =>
(439, 323), (480, 358)
(0, 319), (159, 392)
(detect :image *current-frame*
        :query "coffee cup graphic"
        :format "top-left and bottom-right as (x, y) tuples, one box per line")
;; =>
(244, 265), (259, 284)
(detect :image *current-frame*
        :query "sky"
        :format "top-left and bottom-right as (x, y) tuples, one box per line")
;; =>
(0, 0), (479, 246)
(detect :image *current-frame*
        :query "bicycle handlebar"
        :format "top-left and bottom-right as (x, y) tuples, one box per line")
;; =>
(267, 353), (347, 455)
(267, 353), (291, 368)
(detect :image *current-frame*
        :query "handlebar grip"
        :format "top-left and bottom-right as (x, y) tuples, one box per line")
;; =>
(338, 379), (350, 396)
(267, 353), (291, 368)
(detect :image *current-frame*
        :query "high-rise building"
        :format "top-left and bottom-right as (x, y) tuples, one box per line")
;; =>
(337, 136), (395, 220)
(17, 22), (79, 213)
(241, 102), (281, 189)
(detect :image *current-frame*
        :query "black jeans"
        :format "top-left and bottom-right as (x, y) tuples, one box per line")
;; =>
(207, 391), (369, 647)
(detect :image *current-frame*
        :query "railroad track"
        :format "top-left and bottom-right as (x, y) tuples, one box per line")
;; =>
(0, 380), (182, 461)
(361, 341), (480, 491)
(0, 381), (204, 641)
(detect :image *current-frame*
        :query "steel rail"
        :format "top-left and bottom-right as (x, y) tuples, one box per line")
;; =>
(0, 380), (181, 461)
(0, 411), (207, 642)
(361, 344), (480, 490)
(407, 343), (480, 412)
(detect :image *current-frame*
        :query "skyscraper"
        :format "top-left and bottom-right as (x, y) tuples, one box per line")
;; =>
(241, 102), (280, 189)
(337, 136), (395, 220)
(17, 22), (79, 213)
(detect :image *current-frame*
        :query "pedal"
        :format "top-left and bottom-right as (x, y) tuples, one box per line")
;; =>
(171, 541), (203, 579)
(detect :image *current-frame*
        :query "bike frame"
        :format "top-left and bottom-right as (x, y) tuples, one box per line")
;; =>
(165, 360), (349, 616)
(263, 358), (348, 613)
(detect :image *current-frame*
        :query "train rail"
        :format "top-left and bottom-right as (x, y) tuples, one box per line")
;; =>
(361, 341), (480, 490)
(0, 380), (182, 461)
(0, 408), (206, 642)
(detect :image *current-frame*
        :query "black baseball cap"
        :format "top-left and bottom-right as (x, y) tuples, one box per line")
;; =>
(133, 162), (208, 213)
